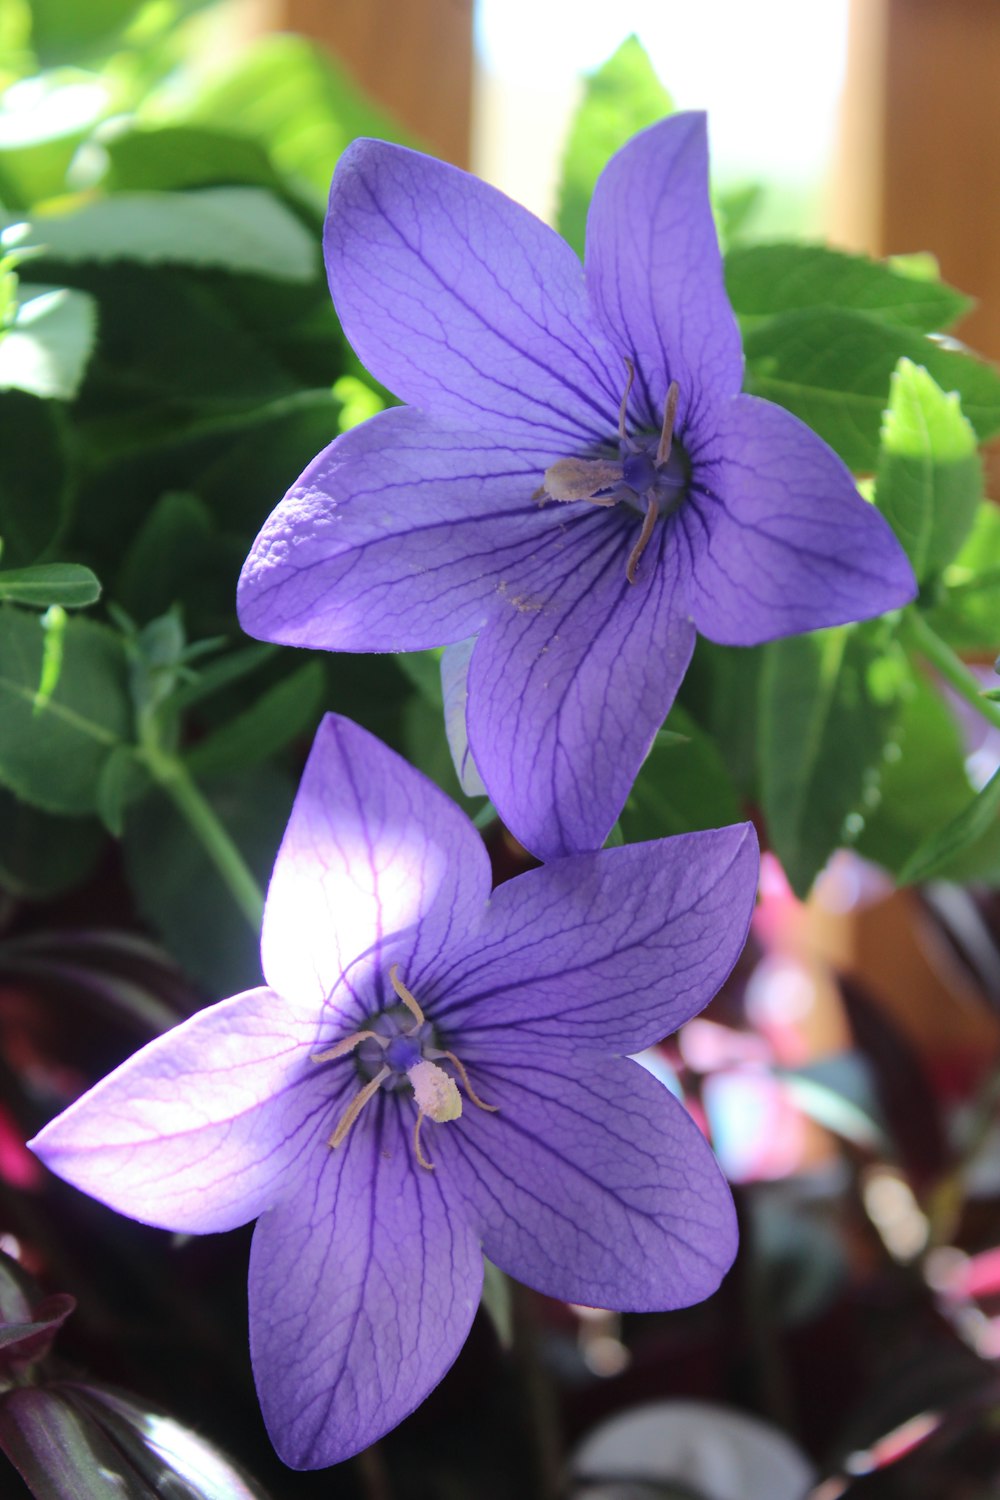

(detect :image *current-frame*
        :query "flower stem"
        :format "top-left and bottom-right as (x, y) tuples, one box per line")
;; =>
(903, 610), (1000, 733)
(143, 750), (265, 933)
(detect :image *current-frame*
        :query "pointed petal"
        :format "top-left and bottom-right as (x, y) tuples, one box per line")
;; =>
(466, 513), (695, 858)
(441, 637), (487, 797)
(238, 406), (556, 652)
(249, 1099), (482, 1469)
(262, 716), (491, 1021)
(684, 395), (917, 644)
(29, 989), (325, 1233)
(585, 114), (743, 428)
(434, 1047), (736, 1310)
(325, 139), (622, 447)
(431, 825), (758, 1053)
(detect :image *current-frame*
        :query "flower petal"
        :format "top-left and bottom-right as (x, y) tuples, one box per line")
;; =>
(249, 1097), (482, 1469)
(430, 825), (758, 1053)
(261, 715), (491, 1021)
(441, 637), (487, 797)
(29, 988), (324, 1233)
(238, 406), (556, 652)
(325, 139), (622, 447)
(466, 512), (695, 857)
(585, 114), (743, 429)
(434, 1046), (736, 1310)
(683, 395), (917, 644)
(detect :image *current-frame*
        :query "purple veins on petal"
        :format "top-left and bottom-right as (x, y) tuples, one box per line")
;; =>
(238, 112), (915, 859)
(28, 715), (761, 1468)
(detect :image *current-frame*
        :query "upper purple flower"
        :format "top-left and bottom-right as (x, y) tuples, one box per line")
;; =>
(237, 113), (916, 859)
(30, 715), (758, 1470)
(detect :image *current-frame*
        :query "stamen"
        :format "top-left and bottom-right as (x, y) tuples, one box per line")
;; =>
(618, 357), (635, 443)
(328, 1065), (390, 1149)
(540, 457), (622, 504)
(388, 963), (426, 1027)
(312, 1028), (385, 1063)
(413, 1110), (435, 1171)
(656, 380), (680, 467)
(430, 1048), (499, 1113)
(626, 498), (660, 585)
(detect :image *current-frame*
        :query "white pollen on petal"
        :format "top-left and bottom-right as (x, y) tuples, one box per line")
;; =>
(408, 1060), (462, 1123)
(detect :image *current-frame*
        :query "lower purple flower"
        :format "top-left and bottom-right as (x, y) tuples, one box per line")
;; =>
(30, 715), (759, 1469)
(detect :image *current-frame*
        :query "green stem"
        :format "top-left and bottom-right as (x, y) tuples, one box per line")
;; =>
(903, 610), (1000, 733)
(142, 750), (264, 933)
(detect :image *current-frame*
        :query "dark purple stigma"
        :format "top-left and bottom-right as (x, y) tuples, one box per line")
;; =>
(622, 450), (658, 495)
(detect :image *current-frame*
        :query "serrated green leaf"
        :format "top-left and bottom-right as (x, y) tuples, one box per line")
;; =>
(0, 561), (99, 607)
(726, 243), (970, 333)
(114, 490), (215, 623)
(900, 763), (1000, 885)
(744, 309), (1000, 473)
(924, 500), (1000, 651)
(874, 359), (981, 581)
(395, 647), (443, 707)
(0, 787), (103, 898)
(185, 661), (325, 778)
(0, 605), (132, 814)
(759, 626), (906, 897)
(124, 765), (293, 993)
(556, 36), (672, 259)
(185, 35), (410, 202)
(619, 705), (742, 842)
(104, 124), (287, 196)
(27, 188), (318, 280)
(855, 668), (974, 875)
(0, 281), (97, 399)
(95, 743), (148, 836)
(0, 390), (70, 564)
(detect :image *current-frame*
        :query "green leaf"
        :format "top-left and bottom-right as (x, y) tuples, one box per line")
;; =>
(395, 648), (443, 707)
(0, 281), (98, 399)
(0, 561), (99, 607)
(95, 743), (148, 836)
(743, 309), (1000, 472)
(28, 0), (145, 63)
(874, 359), (982, 581)
(103, 124), (288, 196)
(185, 661), (325, 778)
(924, 500), (1000, 651)
(0, 72), (109, 210)
(619, 707), (742, 842)
(855, 667), (974, 875)
(725, 243), (970, 333)
(124, 765), (294, 993)
(0, 787), (103, 898)
(185, 35), (410, 202)
(759, 626), (907, 897)
(0, 390), (70, 563)
(26, 189), (318, 280)
(0, 605), (132, 814)
(900, 763), (1000, 885)
(556, 36), (672, 258)
(114, 490), (215, 623)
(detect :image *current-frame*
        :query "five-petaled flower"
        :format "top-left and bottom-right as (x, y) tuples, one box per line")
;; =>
(31, 714), (759, 1469)
(237, 112), (916, 861)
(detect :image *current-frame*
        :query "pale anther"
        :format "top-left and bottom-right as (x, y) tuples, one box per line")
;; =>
(389, 963), (426, 1026)
(626, 499), (660, 586)
(312, 1028), (385, 1063)
(656, 380), (680, 467)
(618, 356), (635, 443)
(430, 1048), (498, 1113)
(328, 1066), (390, 1149)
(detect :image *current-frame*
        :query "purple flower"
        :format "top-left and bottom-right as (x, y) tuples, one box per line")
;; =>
(237, 114), (916, 859)
(30, 714), (758, 1469)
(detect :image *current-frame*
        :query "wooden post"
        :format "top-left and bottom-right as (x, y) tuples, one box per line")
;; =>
(267, 0), (474, 167)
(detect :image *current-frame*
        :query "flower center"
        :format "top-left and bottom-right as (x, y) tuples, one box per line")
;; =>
(536, 361), (688, 584)
(312, 964), (497, 1170)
